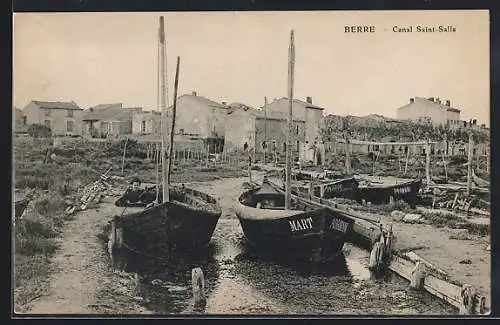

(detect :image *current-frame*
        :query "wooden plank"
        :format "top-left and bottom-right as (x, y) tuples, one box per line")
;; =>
(350, 139), (437, 146)
(389, 255), (487, 314)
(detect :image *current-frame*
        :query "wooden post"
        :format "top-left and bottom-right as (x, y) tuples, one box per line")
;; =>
(121, 137), (129, 175)
(285, 30), (295, 210)
(345, 137), (351, 174)
(191, 267), (206, 307)
(165, 56), (181, 202)
(308, 181), (314, 200)
(467, 133), (473, 196)
(441, 149), (448, 181)
(206, 143), (209, 166)
(264, 96), (268, 165)
(409, 261), (427, 290)
(425, 140), (431, 185)
(404, 145), (410, 175)
(248, 155), (253, 183)
(486, 147), (489, 173)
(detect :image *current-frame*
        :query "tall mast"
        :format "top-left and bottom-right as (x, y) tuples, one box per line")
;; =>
(159, 16), (169, 202)
(166, 57), (181, 188)
(285, 30), (295, 210)
(264, 96), (268, 165)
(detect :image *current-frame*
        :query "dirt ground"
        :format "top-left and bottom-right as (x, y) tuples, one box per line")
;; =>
(14, 170), (490, 315)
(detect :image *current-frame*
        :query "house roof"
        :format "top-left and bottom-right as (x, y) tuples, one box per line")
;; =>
(82, 106), (137, 121)
(398, 97), (461, 113)
(267, 97), (326, 110)
(90, 103), (123, 111)
(227, 102), (305, 122)
(172, 94), (229, 110)
(32, 100), (82, 110)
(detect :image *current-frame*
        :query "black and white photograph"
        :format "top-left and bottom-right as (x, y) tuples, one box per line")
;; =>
(12, 10), (491, 316)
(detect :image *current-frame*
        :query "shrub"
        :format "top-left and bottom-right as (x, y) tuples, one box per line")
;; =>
(27, 124), (51, 138)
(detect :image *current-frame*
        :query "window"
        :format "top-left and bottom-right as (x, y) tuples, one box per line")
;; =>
(44, 120), (51, 129)
(67, 110), (73, 117)
(296, 125), (299, 135)
(22, 116), (27, 125)
(141, 120), (146, 133)
(67, 120), (74, 132)
(44, 109), (51, 116)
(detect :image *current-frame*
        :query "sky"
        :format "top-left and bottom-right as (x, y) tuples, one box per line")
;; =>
(13, 10), (490, 125)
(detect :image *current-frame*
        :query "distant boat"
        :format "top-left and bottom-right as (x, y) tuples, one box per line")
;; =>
(114, 16), (222, 259)
(292, 177), (359, 200)
(354, 176), (421, 208)
(236, 178), (354, 264)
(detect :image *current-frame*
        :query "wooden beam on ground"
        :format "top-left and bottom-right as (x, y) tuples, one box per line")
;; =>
(350, 140), (438, 146)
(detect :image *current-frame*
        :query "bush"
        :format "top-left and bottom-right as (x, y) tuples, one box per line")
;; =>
(27, 124), (51, 138)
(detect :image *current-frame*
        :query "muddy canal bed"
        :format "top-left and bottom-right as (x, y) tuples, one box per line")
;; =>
(116, 217), (456, 315)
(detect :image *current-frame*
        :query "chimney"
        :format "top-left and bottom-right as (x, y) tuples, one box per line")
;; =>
(306, 96), (313, 104)
(410, 98), (414, 103)
(192, 91), (197, 96)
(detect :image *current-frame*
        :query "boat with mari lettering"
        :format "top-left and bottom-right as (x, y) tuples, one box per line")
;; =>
(235, 177), (355, 263)
(354, 175), (422, 208)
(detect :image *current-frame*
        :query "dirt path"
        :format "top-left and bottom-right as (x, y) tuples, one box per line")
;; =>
(18, 197), (148, 314)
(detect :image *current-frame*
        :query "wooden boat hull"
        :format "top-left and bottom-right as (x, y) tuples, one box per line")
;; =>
(14, 199), (29, 219)
(116, 187), (221, 258)
(355, 180), (421, 208)
(295, 177), (359, 199)
(235, 184), (354, 264)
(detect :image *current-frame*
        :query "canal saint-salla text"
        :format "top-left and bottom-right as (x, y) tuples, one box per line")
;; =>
(393, 25), (457, 33)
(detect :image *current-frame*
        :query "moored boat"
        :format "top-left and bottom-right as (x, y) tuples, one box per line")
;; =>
(116, 185), (221, 257)
(354, 176), (421, 208)
(292, 177), (359, 200)
(235, 179), (354, 264)
(112, 16), (222, 261)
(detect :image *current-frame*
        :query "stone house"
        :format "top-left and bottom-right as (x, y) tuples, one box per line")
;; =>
(22, 100), (83, 136)
(264, 96), (325, 143)
(82, 103), (143, 138)
(224, 103), (306, 153)
(397, 97), (461, 127)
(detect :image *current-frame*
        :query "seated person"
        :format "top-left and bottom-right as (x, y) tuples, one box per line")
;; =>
(115, 177), (147, 207)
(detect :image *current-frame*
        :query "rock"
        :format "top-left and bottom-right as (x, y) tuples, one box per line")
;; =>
(392, 290), (407, 300)
(402, 213), (423, 223)
(448, 228), (470, 240)
(390, 210), (405, 222)
(459, 259), (472, 264)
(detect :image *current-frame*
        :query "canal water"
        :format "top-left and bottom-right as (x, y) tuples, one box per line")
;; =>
(117, 217), (456, 315)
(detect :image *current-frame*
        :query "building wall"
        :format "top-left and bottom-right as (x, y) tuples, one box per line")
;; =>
(305, 108), (324, 143)
(397, 102), (447, 125)
(397, 99), (461, 127)
(445, 110), (461, 128)
(132, 112), (161, 135)
(266, 99), (323, 143)
(23, 102), (83, 136)
(255, 117), (305, 153)
(14, 109), (26, 133)
(167, 96), (227, 138)
(224, 111), (256, 150)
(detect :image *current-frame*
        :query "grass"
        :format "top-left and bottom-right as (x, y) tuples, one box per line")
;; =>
(418, 209), (490, 236)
